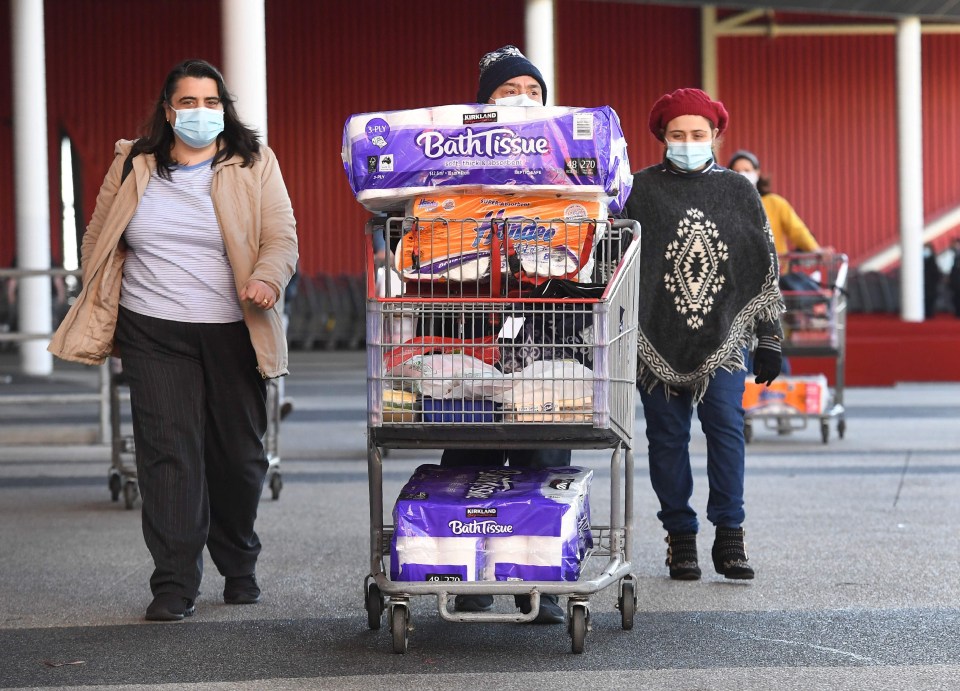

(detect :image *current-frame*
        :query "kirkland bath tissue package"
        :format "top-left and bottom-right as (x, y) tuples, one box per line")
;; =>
(342, 104), (632, 213)
(390, 464), (593, 582)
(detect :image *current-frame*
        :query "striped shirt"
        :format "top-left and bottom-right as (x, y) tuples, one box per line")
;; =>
(120, 159), (244, 323)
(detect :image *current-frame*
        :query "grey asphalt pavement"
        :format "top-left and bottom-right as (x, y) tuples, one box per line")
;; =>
(1, 349), (959, 690)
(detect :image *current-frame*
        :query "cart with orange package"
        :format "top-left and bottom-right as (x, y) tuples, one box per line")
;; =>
(363, 208), (641, 654)
(743, 250), (849, 443)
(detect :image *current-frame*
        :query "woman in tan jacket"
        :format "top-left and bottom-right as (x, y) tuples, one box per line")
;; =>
(49, 59), (297, 621)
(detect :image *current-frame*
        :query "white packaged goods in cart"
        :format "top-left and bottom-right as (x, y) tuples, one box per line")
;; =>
(391, 465), (593, 582)
(341, 104), (632, 213)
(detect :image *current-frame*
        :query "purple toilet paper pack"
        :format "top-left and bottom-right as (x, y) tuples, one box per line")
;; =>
(391, 464), (593, 582)
(342, 104), (632, 213)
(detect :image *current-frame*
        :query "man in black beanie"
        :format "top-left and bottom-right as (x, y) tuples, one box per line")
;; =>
(438, 45), (567, 626)
(476, 45), (548, 105)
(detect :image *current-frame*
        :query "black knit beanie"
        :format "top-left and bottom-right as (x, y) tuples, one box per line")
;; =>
(476, 45), (547, 105)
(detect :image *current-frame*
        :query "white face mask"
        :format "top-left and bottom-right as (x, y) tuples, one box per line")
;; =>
(739, 170), (759, 186)
(494, 94), (542, 107)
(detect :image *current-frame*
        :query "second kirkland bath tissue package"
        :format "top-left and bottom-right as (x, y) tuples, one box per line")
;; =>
(390, 464), (593, 582)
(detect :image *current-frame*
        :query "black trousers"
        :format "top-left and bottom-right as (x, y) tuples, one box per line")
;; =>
(116, 306), (268, 599)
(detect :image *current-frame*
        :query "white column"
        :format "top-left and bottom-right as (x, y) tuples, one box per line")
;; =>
(896, 17), (924, 322)
(11, 0), (53, 375)
(525, 0), (556, 104)
(701, 5), (719, 97)
(222, 0), (268, 143)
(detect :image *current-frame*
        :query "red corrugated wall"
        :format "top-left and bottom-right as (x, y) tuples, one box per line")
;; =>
(0, 0), (220, 267)
(44, 0), (223, 267)
(2, 2), (960, 274)
(266, 0), (529, 275)
(720, 21), (960, 263)
(555, 1), (701, 168)
(922, 32), (960, 254)
(719, 31), (899, 261)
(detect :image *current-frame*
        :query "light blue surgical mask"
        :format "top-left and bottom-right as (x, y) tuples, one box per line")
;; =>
(171, 106), (224, 148)
(665, 141), (714, 171)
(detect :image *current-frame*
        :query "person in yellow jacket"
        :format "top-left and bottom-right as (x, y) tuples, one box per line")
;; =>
(728, 150), (820, 255)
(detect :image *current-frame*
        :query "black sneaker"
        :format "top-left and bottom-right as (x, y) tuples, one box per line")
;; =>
(224, 575), (261, 604)
(145, 593), (195, 621)
(515, 594), (565, 625)
(453, 594), (494, 612)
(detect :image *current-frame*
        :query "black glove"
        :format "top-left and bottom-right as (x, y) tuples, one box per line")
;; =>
(753, 336), (782, 385)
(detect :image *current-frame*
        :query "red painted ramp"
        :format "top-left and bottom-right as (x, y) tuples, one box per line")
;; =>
(789, 314), (960, 386)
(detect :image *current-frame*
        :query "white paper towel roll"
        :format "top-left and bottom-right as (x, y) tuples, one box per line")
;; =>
(395, 535), (482, 581)
(482, 535), (528, 580)
(484, 535), (567, 579)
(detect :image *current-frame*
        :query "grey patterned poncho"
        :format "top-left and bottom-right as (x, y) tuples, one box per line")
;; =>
(622, 161), (785, 402)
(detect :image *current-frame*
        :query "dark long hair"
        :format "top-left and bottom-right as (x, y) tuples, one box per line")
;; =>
(130, 59), (260, 180)
(756, 174), (772, 196)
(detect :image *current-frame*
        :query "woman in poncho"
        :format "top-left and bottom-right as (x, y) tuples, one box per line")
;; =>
(622, 88), (784, 582)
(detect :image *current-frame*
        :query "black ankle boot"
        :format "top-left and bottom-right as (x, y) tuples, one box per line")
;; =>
(665, 533), (701, 580)
(712, 527), (755, 579)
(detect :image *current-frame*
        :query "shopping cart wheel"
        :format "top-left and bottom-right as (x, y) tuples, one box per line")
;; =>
(744, 421), (753, 444)
(108, 472), (122, 502)
(618, 579), (636, 631)
(269, 472), (283, 500)
(365, 583), (384, 630)
(820, 421), (830, 444)
(123, 481), (138, 510)
(838, 418), (846, 439)
(569, 604), (588, 654)
(390, 603), (409, 654)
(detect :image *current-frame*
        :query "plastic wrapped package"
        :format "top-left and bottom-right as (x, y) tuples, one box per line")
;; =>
(394, 193), (604, 283)
(501, 360), (594, 422)
(391, 464), (593, 582)
(342, 104), (632, 213)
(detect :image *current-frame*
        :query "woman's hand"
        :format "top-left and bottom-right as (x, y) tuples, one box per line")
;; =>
(241, 279), (278, 310)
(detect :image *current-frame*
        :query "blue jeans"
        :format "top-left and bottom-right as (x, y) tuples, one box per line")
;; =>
(639, 365), (747, 534)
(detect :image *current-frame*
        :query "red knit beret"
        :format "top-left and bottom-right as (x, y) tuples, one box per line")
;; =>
(648, 88), (729, 141)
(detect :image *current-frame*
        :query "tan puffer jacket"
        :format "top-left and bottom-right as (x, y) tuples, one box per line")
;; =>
(48, 139), (299, 378)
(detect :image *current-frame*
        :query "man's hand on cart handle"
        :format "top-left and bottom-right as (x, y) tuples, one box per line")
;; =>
(753, 336), (782, 386)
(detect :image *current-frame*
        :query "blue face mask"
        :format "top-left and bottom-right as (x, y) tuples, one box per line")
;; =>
(171, 107), (224, 148)
(665, 141), (714, 171)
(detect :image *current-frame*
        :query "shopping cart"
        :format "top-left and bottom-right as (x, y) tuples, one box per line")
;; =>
(743, 250), (849, 444)
(107, 358), (283, 507)
(264, 378), (283, 500)
(364, 214), (641, 654)
(107, 357), (138, 509)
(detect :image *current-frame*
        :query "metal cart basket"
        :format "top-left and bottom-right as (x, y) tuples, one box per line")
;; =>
(364, 215), (641, 654)
(744, 250), (849, 444)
